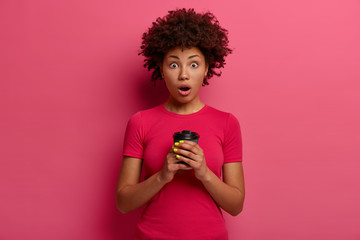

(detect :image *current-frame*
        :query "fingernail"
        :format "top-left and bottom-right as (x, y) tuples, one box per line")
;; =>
(173, 148), (178, 152)
(176, 155), (180, 158)
(179, 140), (184, 143)
(175, 142), (179, 146)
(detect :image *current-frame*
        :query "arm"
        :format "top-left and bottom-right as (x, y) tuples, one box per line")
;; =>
(174, 141), (245, 216)
(116, 151), (191, 214)
(116, 156), (165, 213)
(201, 162), (245, 216)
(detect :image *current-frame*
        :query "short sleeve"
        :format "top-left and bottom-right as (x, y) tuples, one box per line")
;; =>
(223, 113), (242, 163)
(122, 112), (144, 159)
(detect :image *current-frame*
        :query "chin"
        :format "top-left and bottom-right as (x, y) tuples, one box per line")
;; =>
(173, 97), (193, 104)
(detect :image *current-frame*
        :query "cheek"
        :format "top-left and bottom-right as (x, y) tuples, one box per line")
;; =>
(194, 71), (205, 84)
(164, 70), (179, 81)
(164, 79), (177, 93)
(191, 80), (203, 94)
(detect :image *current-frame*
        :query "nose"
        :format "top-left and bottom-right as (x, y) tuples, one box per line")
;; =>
(179, 67), (189, 80)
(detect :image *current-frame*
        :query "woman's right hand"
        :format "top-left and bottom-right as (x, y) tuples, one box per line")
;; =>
(159, 144), (190, 184)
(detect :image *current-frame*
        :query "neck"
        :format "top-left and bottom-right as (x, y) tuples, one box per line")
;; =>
(164, 97), (205, 115)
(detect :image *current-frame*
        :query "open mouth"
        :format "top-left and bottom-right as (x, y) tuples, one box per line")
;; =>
(178, 86), (191, 96)
(179, 86), (190, 91)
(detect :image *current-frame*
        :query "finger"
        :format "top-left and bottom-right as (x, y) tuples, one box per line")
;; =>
(178, 141), (202, 154)
(168, 158), (191, 171)
(169, 153), (182, 164)
(170, 143), (179, 152)
(175, 154), (195, 167)
(179, 140), (197, 147)
(174, 148), (197, 161)
(175, 145), (202, 161)
(177, 162), (192, 169)
(173, 146), (189, 157)
(173, 146), (197, 160)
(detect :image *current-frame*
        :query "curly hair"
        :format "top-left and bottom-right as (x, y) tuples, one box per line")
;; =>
(139, 8), (232, 86)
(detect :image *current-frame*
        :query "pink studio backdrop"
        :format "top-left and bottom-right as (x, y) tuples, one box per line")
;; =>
(1, 0), (359, 239)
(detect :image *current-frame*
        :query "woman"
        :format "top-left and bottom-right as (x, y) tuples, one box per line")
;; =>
(116, 8), (245, 240)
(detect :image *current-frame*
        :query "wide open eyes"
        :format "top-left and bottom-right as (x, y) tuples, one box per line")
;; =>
(169, 62), (199, 69)
(169, 63), (178, 68)
(190, 62), (198, 68)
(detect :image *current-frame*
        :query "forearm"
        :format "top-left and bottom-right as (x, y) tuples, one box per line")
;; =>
(116, 171), (166, 213)
(201, 168), (244, 216)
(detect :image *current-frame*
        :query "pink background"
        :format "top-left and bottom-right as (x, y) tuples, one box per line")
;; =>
(1, 0), (359, 239)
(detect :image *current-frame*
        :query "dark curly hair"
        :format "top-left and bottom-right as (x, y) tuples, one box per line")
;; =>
(139, 8), (232, 86)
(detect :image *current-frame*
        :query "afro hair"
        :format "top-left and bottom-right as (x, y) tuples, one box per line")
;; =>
(139, 8), (232, 85)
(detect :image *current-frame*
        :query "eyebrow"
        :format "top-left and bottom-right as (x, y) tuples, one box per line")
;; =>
(168, 55), (200, 60)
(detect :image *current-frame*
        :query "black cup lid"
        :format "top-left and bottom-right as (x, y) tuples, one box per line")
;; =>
(173, 130), (200, 140)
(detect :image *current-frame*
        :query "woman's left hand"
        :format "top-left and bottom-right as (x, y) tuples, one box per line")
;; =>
(173, 140), (210, 181)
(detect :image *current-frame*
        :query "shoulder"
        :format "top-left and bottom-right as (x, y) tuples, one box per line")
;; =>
(125, 105), (165, 135)
(128, 105), (163, 122)
(205, 105), (240, 123)
(204, 106), (241, 140)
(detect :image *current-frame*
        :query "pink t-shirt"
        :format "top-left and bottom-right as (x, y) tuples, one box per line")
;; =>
(123, 104), (242, 240)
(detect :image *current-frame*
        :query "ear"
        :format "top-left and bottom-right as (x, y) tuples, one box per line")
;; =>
(205, 64), (209, 78)
(160, 69), (164, 79)
(159, 64), (164, 79)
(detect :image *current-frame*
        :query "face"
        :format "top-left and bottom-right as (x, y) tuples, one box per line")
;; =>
(161, 46), (208, 105)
